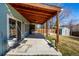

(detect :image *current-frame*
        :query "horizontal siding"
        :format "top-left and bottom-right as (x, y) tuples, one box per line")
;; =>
(6, 4), (29, 24)
(0, 3), (30, 55)
(0, 3), (9, 55)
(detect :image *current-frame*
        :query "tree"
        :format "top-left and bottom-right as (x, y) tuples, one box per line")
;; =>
(59, 8), (71, 21)
(68, 19), (79, 35)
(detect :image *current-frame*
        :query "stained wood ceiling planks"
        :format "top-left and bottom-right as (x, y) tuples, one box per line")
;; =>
(10, 3), (61, 24)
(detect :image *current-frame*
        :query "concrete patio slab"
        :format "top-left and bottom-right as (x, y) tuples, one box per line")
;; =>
(6, 38), (62, 56)
(6, 33), (62, 56)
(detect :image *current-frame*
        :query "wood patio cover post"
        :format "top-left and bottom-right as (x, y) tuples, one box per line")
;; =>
(44, 23), (45, 35)
(40, 24), (42, 33)
(42, 24), (44, 35)
(55, 12), (60, 51)
(46, 21), (48, 37)
(41, 24), (43, 34)
(50, 18), (52, 33)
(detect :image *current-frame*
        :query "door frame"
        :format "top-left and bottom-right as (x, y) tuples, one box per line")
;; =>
(7, 14), (22, 40)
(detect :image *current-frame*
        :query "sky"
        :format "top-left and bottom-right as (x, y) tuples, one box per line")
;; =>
(59, 3), (79, 25)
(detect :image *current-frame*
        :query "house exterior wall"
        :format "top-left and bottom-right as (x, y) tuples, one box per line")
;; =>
(21, 23), (26, 38)
(62, 27), (70, 36)
(0, 3), (9, 55)
(0, 3), (29, 55)
(7, 4), (30, 38)
(59, 27), (70, 36)
(25, 23), (30, 36)
(21, 23), (30, 38)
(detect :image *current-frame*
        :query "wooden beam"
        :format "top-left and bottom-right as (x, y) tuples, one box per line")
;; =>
(55, 12), (59, 51)
(10, 3), (61, 14)
(22, 3), (61, 12)
(43, 24), (44, 35)
(21, 13), (49, 24)
(46, 21), (48, 37)
(50, 18), (52, 33)
(20, 11), (49, 20)
(15, 8), (53, 17)
(20, 11), (53, 24)
(40, 24), (42, 34)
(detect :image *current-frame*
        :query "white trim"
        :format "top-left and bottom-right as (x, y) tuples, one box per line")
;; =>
(7, 14), (9, 39)
(7, 14), (22, 22)
(21, 23), (25, 38)
(16, 21), (18, 38)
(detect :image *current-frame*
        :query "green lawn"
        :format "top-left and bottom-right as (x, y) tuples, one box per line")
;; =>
(46, 35), (79, 56)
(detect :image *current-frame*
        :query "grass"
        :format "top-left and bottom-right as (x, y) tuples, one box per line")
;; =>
(46, 36), (55, 43)
(46, 35), (79, 56)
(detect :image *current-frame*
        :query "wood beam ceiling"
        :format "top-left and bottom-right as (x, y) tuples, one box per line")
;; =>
(9, 3), (61, 24)
(10, 3), (59, 14)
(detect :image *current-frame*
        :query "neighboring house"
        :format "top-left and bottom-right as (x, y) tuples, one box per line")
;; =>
(61, 24), (79, 32)
(61, 24), (79, 36)
(0, 4), (30, 55)
(59, 27), (70, 36)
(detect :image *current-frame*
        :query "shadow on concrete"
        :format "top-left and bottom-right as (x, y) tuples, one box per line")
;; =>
(27, 33), (45, 39)
(26, 33), (55, 47)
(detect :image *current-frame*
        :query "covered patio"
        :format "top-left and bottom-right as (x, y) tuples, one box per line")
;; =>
(6, 3), (61, 56)
(6, 33), (62, 56)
